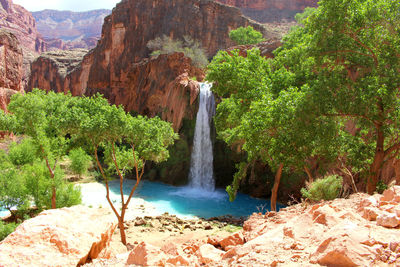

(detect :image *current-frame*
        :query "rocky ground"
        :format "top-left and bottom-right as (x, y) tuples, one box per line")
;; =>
(1, 186), (400, 266)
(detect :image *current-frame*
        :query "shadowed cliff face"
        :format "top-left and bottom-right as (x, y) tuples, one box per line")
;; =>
(215, 0), (319, 22)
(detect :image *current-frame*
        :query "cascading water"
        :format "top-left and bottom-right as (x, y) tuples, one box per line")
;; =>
(188, 82), (215, 191)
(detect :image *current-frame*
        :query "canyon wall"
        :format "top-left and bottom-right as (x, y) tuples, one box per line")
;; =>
(0, 0), (45, 53)
(215, 0), (319, 22)
(32, 9), (111, 50)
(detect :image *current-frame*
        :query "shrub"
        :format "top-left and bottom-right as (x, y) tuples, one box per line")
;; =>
(0, 221), (19, 241)
(376, 180), (388, 194)
(0, 161), (30, 217)
(23, 161), (81, 211)
(147, 35), (208, 68)
(229, 26), (265, 45)
(68, 148), (91, 178)
(301, 175), (343, 201)
(8, 138), (38, 166)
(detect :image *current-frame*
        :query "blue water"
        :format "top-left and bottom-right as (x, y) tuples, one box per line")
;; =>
(0, 209), (8, 218)
(105, 180), (283, 219)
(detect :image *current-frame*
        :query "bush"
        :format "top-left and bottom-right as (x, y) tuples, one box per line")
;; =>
(301, 175), (343, 201)
(147, 35), (208, 68)
(376, 180), (388, 194)
(8, 138), (38, 166)
(0, 221), (19, 241)
(23, 161), (81, 211)
(229, 26), (265, 45)
(0, 161), (30, 216)
(68, 148), (91, 178)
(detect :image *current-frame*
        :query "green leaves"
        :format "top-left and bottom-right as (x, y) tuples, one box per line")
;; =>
(229, 26), (265, 45)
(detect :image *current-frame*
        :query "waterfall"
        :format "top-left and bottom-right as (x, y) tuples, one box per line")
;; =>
(189, 82), (215, 191)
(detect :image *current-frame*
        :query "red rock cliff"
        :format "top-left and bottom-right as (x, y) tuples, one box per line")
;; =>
(0, 0), (45, 53)
(29, 0), (270, 130)
(216, 0), (319, 22)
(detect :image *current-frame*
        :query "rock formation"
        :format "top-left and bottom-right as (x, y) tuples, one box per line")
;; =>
(28, 0), (271, 129)
(0, 0), (45, 53)
(0, 29), (23, 93)
(215, 0), (319, 22)
(0, 206), (117, 266)
(87, 186), (400, 266)
(28, 49), (88, 94)
(32, 9), (111, 50)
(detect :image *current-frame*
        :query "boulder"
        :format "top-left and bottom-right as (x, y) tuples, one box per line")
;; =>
(376, 212), (400, 228)
(219, 231), (245, 251)
(197, 244), (225, 264)
(0, 206), (116, 266)
(126, 242), (167, 266)
(362, 207), (381, 221)
(381, 186), (400, 203)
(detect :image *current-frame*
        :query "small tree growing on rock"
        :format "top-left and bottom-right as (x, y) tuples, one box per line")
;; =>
(67, 95), (177, 245)
(229, 26), (265, 45)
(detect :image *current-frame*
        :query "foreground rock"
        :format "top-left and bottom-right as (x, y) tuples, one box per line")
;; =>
(87, 186), (400, 266)
(0, 206), (117, 267)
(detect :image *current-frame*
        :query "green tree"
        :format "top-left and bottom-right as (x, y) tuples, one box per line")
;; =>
(0, 156), (29, 217)
(274, 0), (400, 194)
(5, 90), (73, 208)
(67, 95), (177, 245)
(147, 35), (208, 68)
(68, 148), (91, 178)
(8, 138), (38, 166)
(207, 48), (338, 210)
(229, 26), (265, 45)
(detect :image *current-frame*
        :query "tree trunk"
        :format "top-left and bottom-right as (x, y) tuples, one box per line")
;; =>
(394, 159), (400, 185)
(271, 163), (284, 212)
(368, 126), (384, 194)
(118, 217), (127, 245)
(304, 165), (314, 183)
(51, 186), (56, 209)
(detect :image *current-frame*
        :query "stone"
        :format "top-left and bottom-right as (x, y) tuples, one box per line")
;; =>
(219, 232), (245, 251)
(362, 207), (380, 221)
(0, 30), (23, 93)
(0, 206), (116, 266)
(311, 236), (373, 267)
(166, 255), (190, 266)
(376, 213), (400, 228)
(126, 242), (167, 266)
(215, 0), (318, 23)
(381, 186), (400, 203)
(197, 244), (225, 265)
(312, 205), (336, 226)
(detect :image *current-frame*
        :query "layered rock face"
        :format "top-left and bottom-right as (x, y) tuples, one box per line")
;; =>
(216, 0), (319, 22)
(0, 29), (23, 118)
(0, 29), (23, 92)
(28, 49), (88, 94)
(32, 9), (111, 50)
(0, 0), (45, 53)
(0, 206), (117, 266)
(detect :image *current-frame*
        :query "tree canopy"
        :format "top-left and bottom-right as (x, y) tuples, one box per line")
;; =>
(229, 26), (265, 45)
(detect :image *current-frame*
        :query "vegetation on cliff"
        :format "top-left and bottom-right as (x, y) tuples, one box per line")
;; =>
(208, 0), (400, 208)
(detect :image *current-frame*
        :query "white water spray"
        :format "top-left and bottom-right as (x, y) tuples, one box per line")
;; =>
(188, 83), (215, 191)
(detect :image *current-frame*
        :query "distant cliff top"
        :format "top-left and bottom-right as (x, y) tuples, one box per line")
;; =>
(32, 9), (111, 40)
